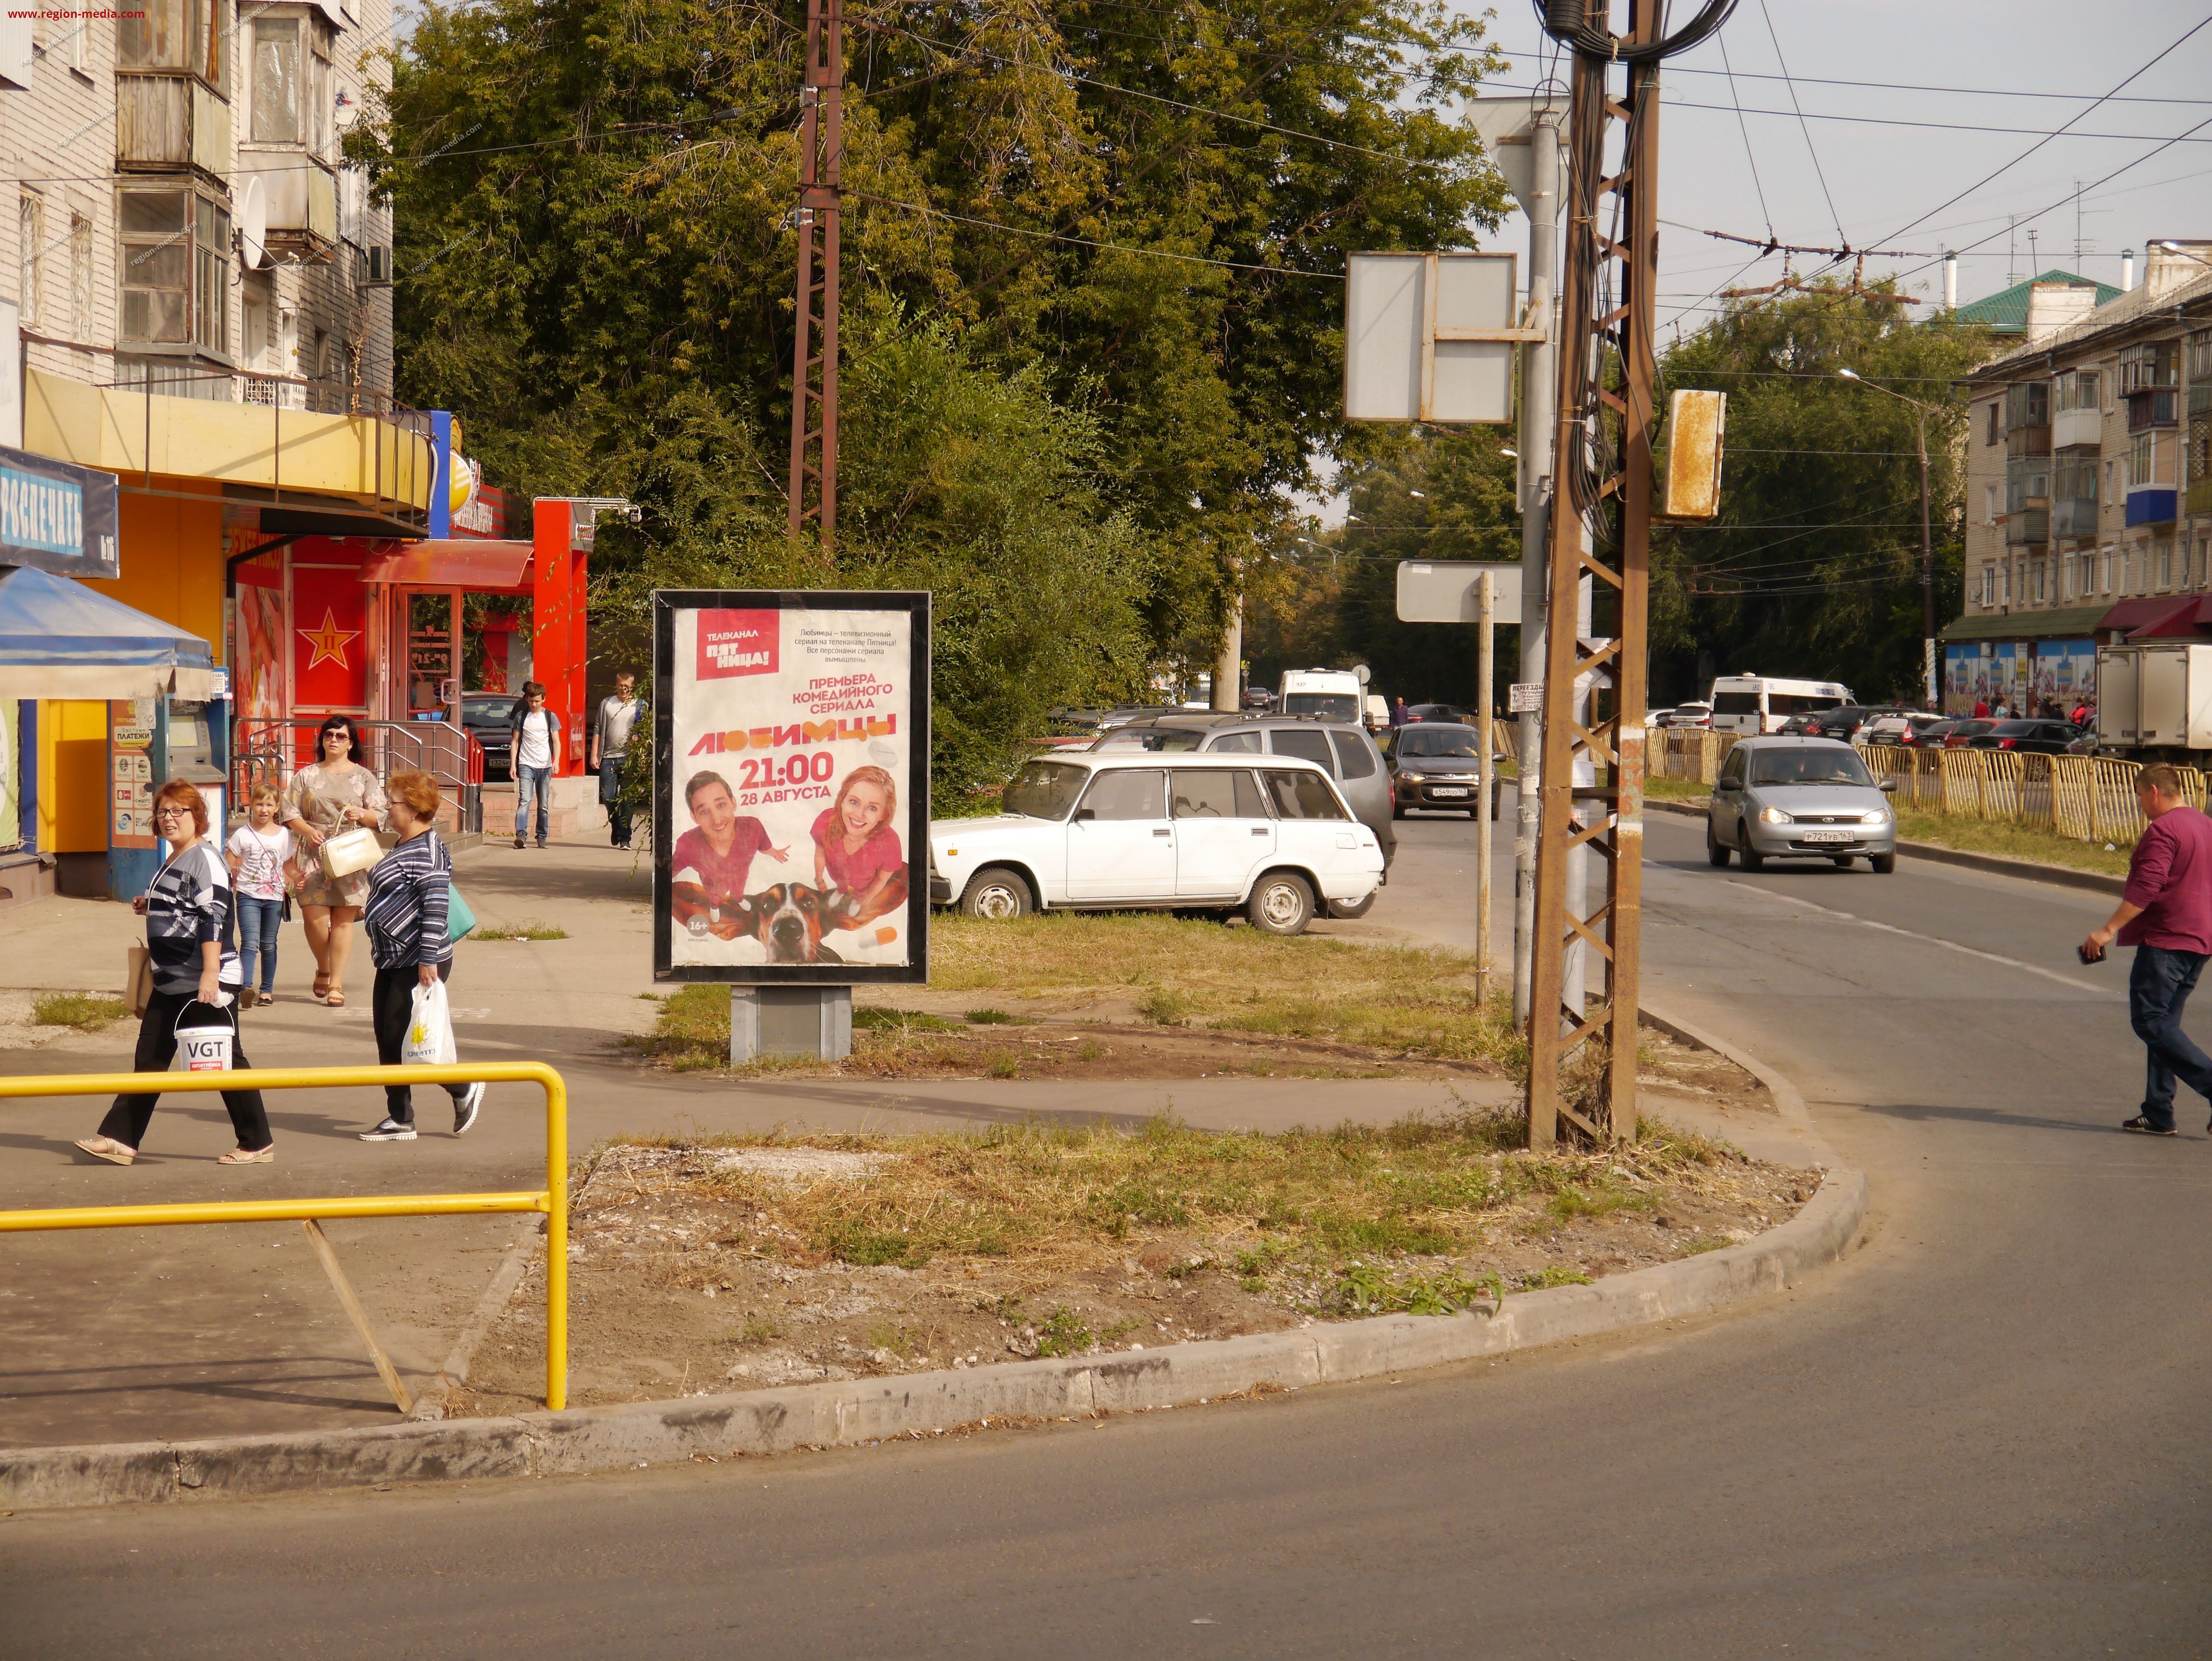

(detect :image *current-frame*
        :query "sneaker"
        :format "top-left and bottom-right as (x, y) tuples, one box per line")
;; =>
(359, 1118), (418, 1143)
(514, 835), (526, 850)
(535, 837), (548, 849)
(2121, 1115), (2177, 1136)
(453, 1081), (484, 1136)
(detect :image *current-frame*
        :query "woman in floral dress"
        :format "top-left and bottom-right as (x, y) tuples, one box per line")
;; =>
(282, 716), (387, 1006)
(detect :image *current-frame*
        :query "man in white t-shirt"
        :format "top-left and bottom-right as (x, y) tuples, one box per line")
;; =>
(508, 682), (562, 849)
(589, 669), (642, 850)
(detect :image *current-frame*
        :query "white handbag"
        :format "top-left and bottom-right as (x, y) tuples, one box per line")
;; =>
(319, 825), (382, 879)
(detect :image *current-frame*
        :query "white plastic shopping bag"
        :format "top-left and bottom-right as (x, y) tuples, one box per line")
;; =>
(403, 979), (458, 1068)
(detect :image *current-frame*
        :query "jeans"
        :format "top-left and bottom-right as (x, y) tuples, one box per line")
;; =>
(2128, 943), (2212, 1130)
(600, 755), (631, 847)
(236, 895), (282, 993)
(372, 961), (468, 1124)
(516, 764), (552, 842)
(98, 991), (272, 1152)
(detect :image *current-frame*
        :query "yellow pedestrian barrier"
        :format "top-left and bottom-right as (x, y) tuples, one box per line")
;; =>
(0, 1062), (570, 1411)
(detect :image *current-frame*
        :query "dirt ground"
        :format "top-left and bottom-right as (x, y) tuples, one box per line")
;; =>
(451, 1101), (1806, 1417)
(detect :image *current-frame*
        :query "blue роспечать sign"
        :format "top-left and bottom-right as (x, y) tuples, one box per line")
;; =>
(0, 446), (120, 580)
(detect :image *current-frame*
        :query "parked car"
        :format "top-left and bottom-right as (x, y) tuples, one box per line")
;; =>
(1088, 712), (1396, 907)
(1941, 718), (2000, 749)
(927, 753), (1384, 935)
(1857, 710), (1940, 746)
(1241, 689), (1275, 712)
(1403, 702), (1471, 724)
(1705, 737), (1899, 874)
(1966, 719), (2085, 756)
(1663, 702), (1713, 730)
(1383, 723), (1502, 819)
(461, 691), (518, 781)
(1797, 705), (1886, 744)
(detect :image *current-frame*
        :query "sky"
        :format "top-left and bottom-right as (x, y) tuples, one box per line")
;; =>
(1469, 0), (2212, 333)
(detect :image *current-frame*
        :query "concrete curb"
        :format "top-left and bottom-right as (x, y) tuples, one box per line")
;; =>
(0, 1043), (1870, 1514)
(1646, 796), (2125, 895)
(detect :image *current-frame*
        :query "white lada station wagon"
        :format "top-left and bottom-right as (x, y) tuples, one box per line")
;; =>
(927, 754), (1385, 936)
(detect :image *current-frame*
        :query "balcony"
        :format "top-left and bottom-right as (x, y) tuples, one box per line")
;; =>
(116, 75), (232, 179)
(2127, 388), (2180, 432)
(2189, 478), (2212, 517)
(2052, 497), (2100, 538)
(2006, 424), (2053, 458)
(2193, 383), (2212, 417)
(2127, 488), (2179, 527)
(2005, 509), (2050, 547)
(232, 149), (338, 260)
(2053, 407), (2103, 449)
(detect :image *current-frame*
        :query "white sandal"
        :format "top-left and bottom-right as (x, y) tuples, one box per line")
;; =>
(218, 1145), (275, 1165)
(75, 1136), (136, 1166)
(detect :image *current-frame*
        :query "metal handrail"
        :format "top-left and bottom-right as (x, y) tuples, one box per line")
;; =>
(233, 718), (485, 836)
(0, 1061), (570, 1410)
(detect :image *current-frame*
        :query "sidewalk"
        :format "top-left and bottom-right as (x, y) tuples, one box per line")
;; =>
(0, 833), (1799, 1452)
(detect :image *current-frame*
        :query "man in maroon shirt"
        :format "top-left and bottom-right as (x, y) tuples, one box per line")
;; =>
(2083, 763), (2212, 1134)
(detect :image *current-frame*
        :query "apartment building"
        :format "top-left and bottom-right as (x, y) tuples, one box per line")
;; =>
(1951, 243), (2212, 718)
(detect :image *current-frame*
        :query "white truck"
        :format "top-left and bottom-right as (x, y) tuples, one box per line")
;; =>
(2095, 644), (2212, 757)
(1277, 667), (1367, 723)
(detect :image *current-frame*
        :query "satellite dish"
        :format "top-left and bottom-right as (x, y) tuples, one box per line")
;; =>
(238, 178), (267, 271)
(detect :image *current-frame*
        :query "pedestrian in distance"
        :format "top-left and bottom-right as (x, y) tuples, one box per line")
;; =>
(282, 715), (387, 1008)
(225, 784), (293, 1009)
(509, 681), (562, 849)
(2081, 763), (2212, 1136)
(1390, 697), (1408, 729)
(359, 771), (485, 1143)
(76, 780), (274, 1167)
(590, 669), (642, 850)
(2071, 698), (2091, 728)
(1973, 697), (1989, 719)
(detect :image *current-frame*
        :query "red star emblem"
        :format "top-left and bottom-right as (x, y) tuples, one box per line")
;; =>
(298, 609), (360, 672)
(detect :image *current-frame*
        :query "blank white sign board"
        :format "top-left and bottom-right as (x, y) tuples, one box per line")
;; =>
(1345, 252), (1518, 424)
(1396, 562), (1524, 623)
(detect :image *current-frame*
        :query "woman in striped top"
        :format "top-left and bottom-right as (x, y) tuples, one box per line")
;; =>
(359, 772), (484, 1143)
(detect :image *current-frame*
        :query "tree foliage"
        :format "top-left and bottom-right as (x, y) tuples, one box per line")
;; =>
(360, 0), (1513, 777)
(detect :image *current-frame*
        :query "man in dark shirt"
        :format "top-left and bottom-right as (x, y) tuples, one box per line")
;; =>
(2083, 763), (2212, 1134)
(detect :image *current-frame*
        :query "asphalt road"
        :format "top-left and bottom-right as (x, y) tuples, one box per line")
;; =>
(6, 812), (2210, 1658)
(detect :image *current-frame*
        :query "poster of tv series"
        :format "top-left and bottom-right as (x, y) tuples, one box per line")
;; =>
(655, 594), (929, 982)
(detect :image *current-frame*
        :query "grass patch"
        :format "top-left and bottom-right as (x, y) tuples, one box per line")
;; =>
(1889, 805), (2133, 877)
(1643, 774), (1712, 801)
(471, 921), (569, 941)
(670, 1111), (1740, 1300)
(32, 992), (128, 1032)
(964, 1008), (1022, 1025)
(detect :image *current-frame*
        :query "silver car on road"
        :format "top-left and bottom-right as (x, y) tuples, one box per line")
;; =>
(1706, 736), (1899, 873)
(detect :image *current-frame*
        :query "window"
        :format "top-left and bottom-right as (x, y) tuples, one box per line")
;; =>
(252, 18), (300, 142)
(1076, 770), (1166, 822)
(192, 196), (228, 352)
(2001, 563), (2011, 603)
(1980, 568), (1996, 607)
(1985, 401), (2002, 445)
(1269, 729), (1337, 771)
(2119, 340), (2181, 393)
(1262, 770), (1346, 821)
(69, 213), (91, 340)
(2193, 330), (2212, 383)
(2132, 432), (2155, 487)
(2105, 458), (2117, 498)
(1711, 691), (1760, 715)
(1280, 693), (1359, 721)
(2103, 547), (2114, 593)
(2160, 543), (2174, 589)
(1985, 484), (1999, 526)
(2055, 368), (2101, 411)
(118, 189), (188, 343)
(1169, 770), (1266, 821)
(16, 194), (40, 329)
(2034, 560), (2046, 603)
(1720, 746), (1747, 785)
(1208, 731), (1261, 754)
(1329, 730), (1378, 779)
(2064, 554), (2077, 599)
(1001, 762), (1084, 822)
(64, 13), (88, 71)
(119, 0), (226, 83)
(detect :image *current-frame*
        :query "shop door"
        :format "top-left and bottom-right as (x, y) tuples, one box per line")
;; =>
(407, 592), (460, 724)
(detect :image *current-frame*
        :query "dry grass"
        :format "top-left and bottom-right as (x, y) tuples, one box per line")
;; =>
(629, 913), (1522, 1075)
(608, 1111), (1763, 1301)
(1890, 804), (2134, 876)
(471, 921), (570, 941)
(31, 992), (128, 1032)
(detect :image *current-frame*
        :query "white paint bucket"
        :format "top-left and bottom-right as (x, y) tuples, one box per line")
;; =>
(177, 1022), (234, 1072)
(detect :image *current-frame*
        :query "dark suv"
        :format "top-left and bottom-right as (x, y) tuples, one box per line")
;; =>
(461, 692), (518, 780)
(1091, 713), (1394, 912)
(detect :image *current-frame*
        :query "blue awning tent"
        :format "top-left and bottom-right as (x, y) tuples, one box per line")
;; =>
(0, 563), (215, 701)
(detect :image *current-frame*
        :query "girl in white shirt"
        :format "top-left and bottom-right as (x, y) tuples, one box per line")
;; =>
(226, 785), (296, 1008)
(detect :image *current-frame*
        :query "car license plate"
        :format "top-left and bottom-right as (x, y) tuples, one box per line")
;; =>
(1431, 786), (1470, 798)
(1800, 829), (1853, 843)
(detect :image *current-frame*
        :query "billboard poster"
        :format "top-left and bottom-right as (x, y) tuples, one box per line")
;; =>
(2032, 640), (2097, 715)
(1943, 644), (1982, 716)
(653, 591), (930, 984)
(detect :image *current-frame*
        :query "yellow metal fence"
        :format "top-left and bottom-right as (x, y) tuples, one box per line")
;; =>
(0, 1061), (569, 1410)
(1647, 730), (2205, 847)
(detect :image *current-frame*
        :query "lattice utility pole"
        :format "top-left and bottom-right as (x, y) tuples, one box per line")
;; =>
(1525, 0), (1664, 1149)
(787, 0), (843, 553)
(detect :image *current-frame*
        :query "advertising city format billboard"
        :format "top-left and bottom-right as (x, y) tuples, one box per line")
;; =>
(652, 590), (930, 984)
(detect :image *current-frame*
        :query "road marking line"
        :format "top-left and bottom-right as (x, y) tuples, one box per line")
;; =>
(1723, 880), (2119, 1000)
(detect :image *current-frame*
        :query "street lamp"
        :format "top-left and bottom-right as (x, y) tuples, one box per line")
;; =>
(1837, 368), (1942, 709)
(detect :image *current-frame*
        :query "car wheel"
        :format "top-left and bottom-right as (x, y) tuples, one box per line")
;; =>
(959, 866), (1033, 919)
(1870, 853), (1896, 874)
(1706, 826), (1731, 867)
(1326, 890), (1377, 920)
(1391, 800), (1405, 820)
(1740, 845), (1765, 872)
(1246, 871), (1315, 936)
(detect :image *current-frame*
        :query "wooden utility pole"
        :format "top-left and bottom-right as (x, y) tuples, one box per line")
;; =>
(787, 0), (842, 554)
(1477, 569), (1495, 1004)
(1525, 0), (1663, 1149)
